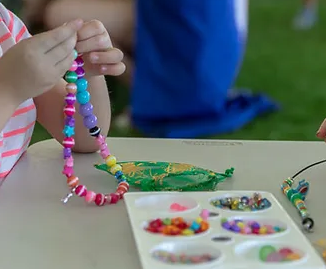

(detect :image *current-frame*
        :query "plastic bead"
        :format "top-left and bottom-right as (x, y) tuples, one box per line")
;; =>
(63, 105), (76, 117)
(63, 148), (72, 159)
(73, 49), (78, 60)
(109, 193), (120, 204)
(76, 67), (85, 78)
(118, 182), (129, 192)
(65, 71), (78, 83)
(83, 115), (97, 129)
(76, 57), (84, 67)
(69, 61), (78, 71)
(95, 193), (107, 206)
(75, 78), (88, 92)
(110, 164), (122, 175)
(200, 209), (210, 220)
(67, 175), (79, 188)
(75, 185), (87, 197)
(65, 116), (75, 127)
(63, 125), (75, 137)
(79, 103), (93, 117)
(105, 155), (117, 167)
(95, 134), (106, 145)
(85, 191), (96, 203)
(62, 165), (74, 177)
(63, 137), (75, 148)
(66, 83), (77, 94)
(65, 156), (74, 167)
(76, 91), (90, 105)
(65, 93), (76, 105)
(89, 126), (101, 137)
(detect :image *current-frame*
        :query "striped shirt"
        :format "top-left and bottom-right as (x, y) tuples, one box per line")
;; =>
(0, 3), (36, 178)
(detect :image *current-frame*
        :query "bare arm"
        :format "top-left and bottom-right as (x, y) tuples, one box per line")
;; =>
(34, 75), (111, 153)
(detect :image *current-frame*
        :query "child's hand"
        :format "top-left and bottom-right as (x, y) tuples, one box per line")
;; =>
(75, 20), (125, 77)
(317, 119), (326, 140)
(0, 19), (83, 103)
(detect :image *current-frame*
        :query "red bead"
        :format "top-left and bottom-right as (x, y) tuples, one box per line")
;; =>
(63, 137), (75, 148)
(109, 193), (119, 204)
(116, 190), (125, 199)
(75, 185), (87, 197)
(95, 193), (107, 206)
(118, 182), (129, 192)
(63, 105), (76, 116)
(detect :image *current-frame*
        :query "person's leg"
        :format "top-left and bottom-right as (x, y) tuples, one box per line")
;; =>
(44, 0), (134, 85)
(293, 0), (318, 30)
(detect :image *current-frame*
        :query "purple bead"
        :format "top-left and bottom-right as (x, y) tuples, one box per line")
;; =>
(65, 117), (75, 127)
(79, 103), (93, 117)
(63, 148), (72, 159)
(83, 115), (98, 129)
(76, 67), (85, 78)
(65, 93), (76, 105)
(75, 57), (84, 67)
(222, 222), (231, 230)
(231, 225), (241, 233)
(251, 222), (260, 229)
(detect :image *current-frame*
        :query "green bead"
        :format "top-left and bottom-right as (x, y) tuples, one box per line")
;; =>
(220, 218), (227, 224)
(65, 71), (78, 83)
(286, 189), (294, 199)
(73, 49), (78, 60)
(259, 245), (277, 261)
(163, 218), (171, 225)
(290, 193), (302, 204)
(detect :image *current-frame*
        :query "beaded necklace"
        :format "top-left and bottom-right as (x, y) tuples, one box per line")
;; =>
(61, 50), (129, 206)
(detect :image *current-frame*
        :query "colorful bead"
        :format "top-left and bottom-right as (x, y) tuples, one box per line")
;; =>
(75, 78), (88, 92)
(62, 165), (74, 177)
(63, 137), (75, 148)
(65, 71), (78, 83)
(95, 134), (106, 145)
(65, 93), (76, 105)
(69, 61), (78, 71)
(110, 164), (122, 175)
(79, 103), (93, 117)
(73, 49), (78, 60)
(95, 193), (107, 206)
(259, 245), (302, 263)
(63, 148), (72, 158)
(65, 156), (74, 167)
(89, 126), (101, 137)
(63, 105), (76, 116)
(66, 83), (77, 94)
(200, 209), (210, 220)
(105, 155), (116, 167)
(76, 57), (84, 67)
(67, 175), (79, 188)
(85, 191), (96, 203)
(109, 193), (119, 204)
(76, 91), (90, 105)
(118, 181), (129, 192)
(83, 114), (97, 129)
(115, 170), (123, 180)
(63, 125), (75, 137)
(76, 67), (85, 78)
(75, 185), (87, 197)
(65, 117), (75, 127)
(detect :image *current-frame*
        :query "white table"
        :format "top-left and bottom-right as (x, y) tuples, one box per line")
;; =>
(0, 138), (326, 268)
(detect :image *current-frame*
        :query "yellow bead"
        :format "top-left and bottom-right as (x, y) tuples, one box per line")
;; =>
(196, 217), (203, 224)
(182, 229), (194, 236)
(110, 164), (122, 174)
(237, 222), (245, 228)
(105, 155), (116, 167)
(259, 227), (267, 234)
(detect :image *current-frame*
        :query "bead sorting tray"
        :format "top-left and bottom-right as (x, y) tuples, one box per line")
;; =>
(124, 191), (326, 269)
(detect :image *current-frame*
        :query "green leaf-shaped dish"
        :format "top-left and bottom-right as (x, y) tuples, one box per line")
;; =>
(94, 161), (234, 192)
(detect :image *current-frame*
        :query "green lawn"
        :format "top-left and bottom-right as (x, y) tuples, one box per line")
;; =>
(31, 0), (326, 144)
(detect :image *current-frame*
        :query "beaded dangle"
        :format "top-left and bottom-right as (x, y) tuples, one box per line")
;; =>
(61, 50), (129, 206)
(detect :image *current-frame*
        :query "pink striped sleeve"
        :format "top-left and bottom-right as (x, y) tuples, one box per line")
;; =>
(0, 4), (31, 42)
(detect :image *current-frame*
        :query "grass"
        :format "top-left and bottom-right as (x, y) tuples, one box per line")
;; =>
(31, 0), (326, 144)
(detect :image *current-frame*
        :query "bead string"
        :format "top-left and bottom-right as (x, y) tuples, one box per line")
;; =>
(61, 50), (129, 206)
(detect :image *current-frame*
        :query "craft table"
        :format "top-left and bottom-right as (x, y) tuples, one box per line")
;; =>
(0, 138), (325, 269)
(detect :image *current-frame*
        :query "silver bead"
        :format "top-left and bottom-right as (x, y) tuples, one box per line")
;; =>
(61, 187), (76, 204)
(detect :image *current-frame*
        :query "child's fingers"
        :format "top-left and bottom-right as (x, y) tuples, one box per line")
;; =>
(88, 49), (124, 64)
(316, 118), (326, 138)
(98, 62), (126, 76)
(78, 20), (106, 41)
(41, 19), (83, 53)
(55, 50), (76, 77)
(75, 33), (112, 53)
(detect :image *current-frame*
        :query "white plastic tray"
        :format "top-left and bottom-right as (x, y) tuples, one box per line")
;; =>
(124, 191), (326, 269)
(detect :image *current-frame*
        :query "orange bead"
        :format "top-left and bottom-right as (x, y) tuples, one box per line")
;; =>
(118, 182), (129, 192)
(162, 225), (174, 235)
(67, 175), (79, 188)
(66, 83), (77, 94)
(172, 217), (184, 225)
(200, 221), (209, 231)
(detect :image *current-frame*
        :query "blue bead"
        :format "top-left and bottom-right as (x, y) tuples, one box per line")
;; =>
(115, 171), (123, 179)
(76, 78), (88, 92)
(76, 91), (90, 105)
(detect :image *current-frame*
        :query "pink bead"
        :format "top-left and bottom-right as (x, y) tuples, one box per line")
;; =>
(63, 105), (76, 116)
(95, 193), (107, 206)
(109, 193), (119, 204)
(100, 143), (108, 151)
(69, 61), (78, 71)
(65, 156), (74, 167)
(63, 137), (75, 148)
(85, 191), (96, 203)
(105, 194), (111, 204)
(62, 165), (74, 177)
(95, 135), (106, 146)
(75, 185), (87, 197)
(100, 148), (110, 159)
(200, 209), (210, 220)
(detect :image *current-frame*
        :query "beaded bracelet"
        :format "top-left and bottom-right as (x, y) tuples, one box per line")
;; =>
(61, 50), (129, 206)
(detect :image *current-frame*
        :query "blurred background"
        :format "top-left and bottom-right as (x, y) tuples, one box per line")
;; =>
(5, 0), (326, 143)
